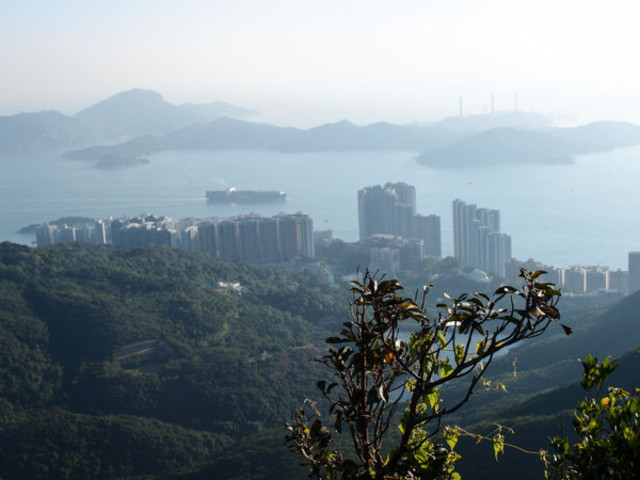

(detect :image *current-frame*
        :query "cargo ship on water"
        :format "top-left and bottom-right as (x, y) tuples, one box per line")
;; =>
(206, 187), (287, 203)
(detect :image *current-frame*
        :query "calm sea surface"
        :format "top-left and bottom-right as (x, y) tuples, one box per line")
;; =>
(1, 146), (639, 270)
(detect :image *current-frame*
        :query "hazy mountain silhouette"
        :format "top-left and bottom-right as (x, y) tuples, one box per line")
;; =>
(417, 121), (640, 167)
(64, 118), (465, 160)
(62, 117), (299, 162)
(433, 111), (552, 133)
(282, 120), (461, 151)
(164, 117), (298, 150)
(551, 121), (640, 152)
(65, 115), (640, 166)
(4, 91), (640, 164)
(0, 89), (259, 152)
(417, 128), (571, 166)
(179, 100), (258, 121)
(73, 89), (204, 139)
(0, 111), (86, 152)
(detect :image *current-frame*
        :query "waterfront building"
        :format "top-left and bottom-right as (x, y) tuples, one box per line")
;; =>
(94, 220), (107, 245)
(628, 252), (640, 294)
(358, 184), (403, 240)
(585, 267), (609, 293)
(358, 182), (441, 257)
(562, 267), (586, 293)
(192, 213), (314, 263)
(180, 225), (199, 253)
(609, 269), (629, 293)
(361, 234), (425, 273)
(111, 215), (177, 249)
(412, 214), (441, 257)
(256, 217), (280, 262)
(276, 212), (315, 261)
(237, 216), (261, 262)
(452, 199), (511, 277)
(33, 211), (315, 265)
(35, 224), (57, 247)
(216, 220), (239, 260)
(35, 219), (109, 247)
(197, 221), (218, 257)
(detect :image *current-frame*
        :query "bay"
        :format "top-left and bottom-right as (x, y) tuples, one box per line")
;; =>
(1, 146), (639, 270)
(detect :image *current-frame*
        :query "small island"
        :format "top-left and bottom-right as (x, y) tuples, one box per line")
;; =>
(19, 216), (95, 234)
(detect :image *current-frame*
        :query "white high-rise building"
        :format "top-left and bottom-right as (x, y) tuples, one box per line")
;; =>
(358, 182), (441, 257)
(628, 252), (640, 294)
(453, 199), (511, 277)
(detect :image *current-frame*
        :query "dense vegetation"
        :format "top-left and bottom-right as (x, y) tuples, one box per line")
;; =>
(0, 241), (638, 479)
(0, 242), (345, 479)
(286, 270), (565, 480)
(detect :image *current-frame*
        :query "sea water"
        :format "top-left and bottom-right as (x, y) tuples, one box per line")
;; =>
(1, 146), (639, 270)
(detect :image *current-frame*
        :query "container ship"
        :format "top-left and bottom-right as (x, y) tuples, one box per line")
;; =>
(206, 187), (287, 203)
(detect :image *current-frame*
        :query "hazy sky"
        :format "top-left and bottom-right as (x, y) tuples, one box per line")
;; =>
(2, 0), (640, 126)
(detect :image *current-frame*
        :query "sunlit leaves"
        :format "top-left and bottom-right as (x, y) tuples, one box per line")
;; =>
(444, 426), (459, 450)
(544, 354), (640, 479)
(425, 388), (441, 412)
(440, 360), (454, 378)
(288, 269), (565, 480)
(453, 343), (465, 366)
(493, 432), (505, 460)
(580, 353), (618, 391)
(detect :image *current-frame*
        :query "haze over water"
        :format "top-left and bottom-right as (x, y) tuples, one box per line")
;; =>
(1, 146), (638, 271)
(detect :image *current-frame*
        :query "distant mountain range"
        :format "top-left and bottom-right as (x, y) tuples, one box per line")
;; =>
(64, 116), (640, 169)
(0, 89), (258, 152)
(415, 121), (640, 167)
(3, 88), (640, 168)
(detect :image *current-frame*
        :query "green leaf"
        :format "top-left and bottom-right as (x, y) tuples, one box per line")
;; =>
(493, 433), (504, 460)
(454, 343), (465, 365)
(440, 361), (454, 378)
(425, 388), (440, 409)
(444, 426), (459, 450)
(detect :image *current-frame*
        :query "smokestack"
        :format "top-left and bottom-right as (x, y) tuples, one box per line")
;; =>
(459, 96), (463, 117)
(514, 92), (518, 112)
(491, 93), (495, 114)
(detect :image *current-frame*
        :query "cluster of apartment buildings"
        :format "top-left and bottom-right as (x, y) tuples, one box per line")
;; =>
(357, 182), (513, 277)
(36, 212), (315, 263)
(36, 219), (108, 247)
(357, 182), (640, 295)
(452, 199), (512, 278)
(506, 258), (629, 294)
(357, 182), (441, 273)
(34, 181), (640, 296)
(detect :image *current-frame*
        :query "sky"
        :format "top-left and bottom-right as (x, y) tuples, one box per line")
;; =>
(2, 0), (640, 127)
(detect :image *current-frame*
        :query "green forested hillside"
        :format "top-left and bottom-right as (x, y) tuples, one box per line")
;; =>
(446, 289), (640, 430)
(455, 349), (640, 480)
(446, 290), (640, 480)
(0, 242), (345, 479)
(1, 242), (638, 479)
